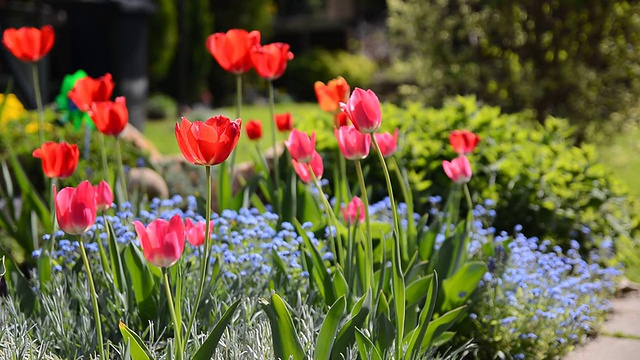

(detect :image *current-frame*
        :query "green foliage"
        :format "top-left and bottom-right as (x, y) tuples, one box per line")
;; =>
(146, 93), (178, 120)
(148, 0), (178, 86)
(282, 49), (378, 101)
(298, 96), (638, 251)
(386, 0), (640, 133)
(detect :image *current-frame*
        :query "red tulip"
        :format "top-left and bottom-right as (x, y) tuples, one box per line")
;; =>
(374, 129), (399, 157)
(275, 112), (293, 132)
(54, 180), (97, 235)
(340, 88), (382, 134)
(94, 181), (113, 212)
(334, 111), (350, 128)
(175, 115), (242, 166)
(134, 214), (185, 268)
(32, 141), (80, 179)
(449, 130), (480, 154)
(2, 25), (55, 62)
(68, 73), (115, 112)
(88, 96), (129, 136)
(292, 151), (323, 184)
(314, 77), (350, 113)
(285, 129), (316, 163)
(335, 125), (371, 160)
(342, 196), (365, 225)
(206, 29), (261, 74)
(250, 42), (294, 80)
(185, 218), (214, 247)
(443, 155), (472, 184)
(245, 120), (263, 140)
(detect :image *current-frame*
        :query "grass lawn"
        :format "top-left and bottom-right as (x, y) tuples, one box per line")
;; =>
(596, 126), (640, 197)
(144, 102), (320, 163)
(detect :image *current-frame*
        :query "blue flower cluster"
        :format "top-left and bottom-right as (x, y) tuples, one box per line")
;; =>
(465, 225), (620, 359)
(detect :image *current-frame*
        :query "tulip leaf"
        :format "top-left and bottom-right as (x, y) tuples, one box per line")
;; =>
(4, 256), (37, 314)
(119, 321), (153, 360)
(405, 275), (433, 308)
(441, 261), (486, 312)
(192, 299), (241, 360)
(260, 293), (306, 360)
(293, 219), (336, 304)
(421, 306), (465, 351)
(107, 221), (127, 293)
(406, 272), (438, 359)
(122, 243), (158, 319)
(296, 181), (323, 230)
(355, 328), (383, 360)
(217, 163), (231, 212)
(37, 251), (52, 292)
(332, 289), (372, 359)
(314, 296), (346, 360)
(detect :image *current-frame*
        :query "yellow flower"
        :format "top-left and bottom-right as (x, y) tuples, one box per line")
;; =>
(0, 94), (27, 125)
(25, 120), (53, 134)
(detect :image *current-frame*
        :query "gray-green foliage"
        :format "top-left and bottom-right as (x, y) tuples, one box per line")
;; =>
(386, 0), (640, 133)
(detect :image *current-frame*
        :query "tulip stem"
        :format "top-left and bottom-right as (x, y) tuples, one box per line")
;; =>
(184, 165), (212, 352)
(163, 268), (183, 360)
(31, 63), (45, 146)
(355, 160), (373, 290)
(309, 166), (342, 267)
(268, 80), (280, 215)
(115, 137), (128, 203)
(78, 235), (106, 359)
(98, 133), (110, 183)
(371, 136), (406, 261)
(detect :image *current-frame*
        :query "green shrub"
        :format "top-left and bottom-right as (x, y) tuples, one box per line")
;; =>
(297, 96), (639, 251)
(386, 0), (640, 134)
(147, 93), (178, 120)
(282, 49), (378, 101)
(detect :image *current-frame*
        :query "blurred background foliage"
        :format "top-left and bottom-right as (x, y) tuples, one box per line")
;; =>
(386, 0), (640, 138)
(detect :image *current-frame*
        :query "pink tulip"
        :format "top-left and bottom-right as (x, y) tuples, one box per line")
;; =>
(335, 125), (371, 160)
(292, 151), (323, 183)
(374, 129), (399, 157)
(185, 218), (214, 247)
(442, 155), (472, 184)
(340, 88), (382, 134)
(284, 129), (316, 163)
(449, 130), (480, 154)
(342, 196), (365, 225)
(133, 214), (185, 268)
(54, 180), (97, 235)
(94, 180), (113, 212)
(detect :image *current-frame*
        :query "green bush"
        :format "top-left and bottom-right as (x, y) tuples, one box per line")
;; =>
(281, 49), (378, 101)
(146, 93), (178, 120)
(386, 0), (640, 134)
(297, 96), (639, 251)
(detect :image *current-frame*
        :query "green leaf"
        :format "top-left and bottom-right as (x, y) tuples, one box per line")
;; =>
(355, 328), (383, 360)
(406, 272), (438, 359)
(296, 181), (323, 229)
(119, 321), (153, 360)
(314, 296), (346, 360)
(294, 219), (336, 304)
(441, 261), (486, 311)
(122, 243), (158, 319)
(392, 233), (406, 360)
(217, 163), (231, 211)
(37, 251), (52, 292)
(3, 257), (36, 315)
(192, 299), (241, 360)
(332, 289), (372, 358)
(107, 221), (127, 293)
(260, 294), (306, 360)
(405, 274), (433, 308)
(421, 306), (465, 351)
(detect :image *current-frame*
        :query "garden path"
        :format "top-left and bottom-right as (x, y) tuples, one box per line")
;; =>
(565, 291), (640, 360)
